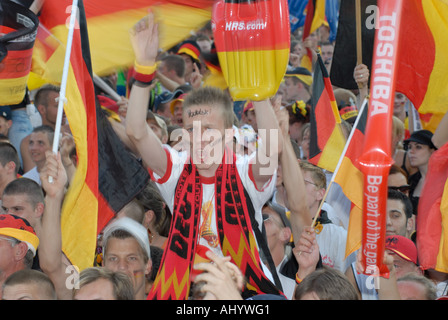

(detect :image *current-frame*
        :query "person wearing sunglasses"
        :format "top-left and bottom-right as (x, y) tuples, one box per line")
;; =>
(388, 164), (410, 196)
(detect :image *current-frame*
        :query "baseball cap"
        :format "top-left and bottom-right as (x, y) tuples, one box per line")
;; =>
(102, 217), (150, 259)
(284, 67), (313, 86)
(0, 106), (12, 120)
(147, 110), (168, 139)
(404, 129), (437, 150)
(176, 40), (201, 64)
(263, 201), (292, 230)
(154, 89), (184, 112)
(0, 214), (39, 256)
(334, 88), (358, 123)
(385, 235), (418, 265)
(170, 93), (188, 114)
(242, 101), (254, 113)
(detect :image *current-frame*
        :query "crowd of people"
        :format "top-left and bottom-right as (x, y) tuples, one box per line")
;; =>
(0, 9), (448, 301)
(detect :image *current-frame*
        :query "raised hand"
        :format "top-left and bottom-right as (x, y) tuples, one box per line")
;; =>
(129, 12), (159, 66)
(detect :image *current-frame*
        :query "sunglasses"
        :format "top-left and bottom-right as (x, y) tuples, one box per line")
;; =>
(388, 185), (410, 193)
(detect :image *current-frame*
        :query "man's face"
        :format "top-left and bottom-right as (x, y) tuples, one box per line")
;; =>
(0, 117), (12, 136)
(180, 54), (194, 77)
(172, 102), (183, 126)
(182, 104), (228, 174)
(393, 92), (406, 116)
(0, 235), (16, 275)
(386, 199), (409, 237)
(39, 91), (61, 127)
(29, 132), (52, 165)
(284, 77), (299, 101)
(386, 250), (420, 278)
(263, 206), (286, 250)
(102, 237), (151, 298)
(1, 193), (37, 227)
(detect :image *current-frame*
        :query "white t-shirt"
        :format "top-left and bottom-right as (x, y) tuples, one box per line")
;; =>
(151, 145), (276, 258)
(317, 222), (351, 273)
(22, 167), (41, 185)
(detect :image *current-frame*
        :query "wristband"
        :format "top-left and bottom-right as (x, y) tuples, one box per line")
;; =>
(133, 61), (157, 84)
(134, 61), (157, 75)
(295, 273), (302, 284)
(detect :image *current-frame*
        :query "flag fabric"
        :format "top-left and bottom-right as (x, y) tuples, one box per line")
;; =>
(325, 0), (339, 43)
(0, 0), (39, 105)
(31, 0), (213, 87)
(28, 24), (66, 90)
(308, 53), (346, 173)
(394, 0), (448, 131)
(289, 0), (338, 41)
(301, 0), (326, 71)
(332, 100), (369, 257)
(79, 0), (213, 77)
(288, 0), (309, 33)
(417, 142), (448, 272)
(39, 0), (149, 271)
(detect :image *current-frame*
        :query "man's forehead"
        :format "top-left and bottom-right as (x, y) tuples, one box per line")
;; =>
(2, 193), (30, 203)
(30, 132), (50, 142)
(387, 198), (405, 211)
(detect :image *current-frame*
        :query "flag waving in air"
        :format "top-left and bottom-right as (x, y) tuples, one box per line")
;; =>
(332, 99), (369, 257)
(308, 53), (346, 173)
(39, 0), (149, 271)
(301, 0), (326, 71)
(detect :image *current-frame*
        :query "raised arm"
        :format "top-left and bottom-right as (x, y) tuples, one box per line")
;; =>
(432, 110), (448, 149)
(39, 151), (73, 300)
(275, 103), (311, 240)
(251, 98), (283, 189)
(125, 13), (167, 177)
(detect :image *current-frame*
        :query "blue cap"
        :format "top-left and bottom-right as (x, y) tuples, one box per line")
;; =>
(0, 106), (12, 120)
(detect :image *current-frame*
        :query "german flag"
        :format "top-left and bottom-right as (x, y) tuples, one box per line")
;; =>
(0, 1), (39, 105)
(417, 142), (448, 272)
(301, 0), (326, 71)
(31, 0), (213, 85)
(333, 100), (369, 257)
(39, 0), (149, 271)
(83, 0), (213, 77)
(28, 24), (66, 91)
(395, 0), (448, 131)
(308, 53), (346, 173)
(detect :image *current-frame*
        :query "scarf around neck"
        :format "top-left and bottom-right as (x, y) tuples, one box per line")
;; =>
(147, 151), (282, 300)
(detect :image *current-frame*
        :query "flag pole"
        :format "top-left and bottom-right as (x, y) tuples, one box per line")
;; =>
(49, 0), (79, 182)
(93, 74), (121, 101)
(355, 0), (364, 89)
(310, 96), (369, 228)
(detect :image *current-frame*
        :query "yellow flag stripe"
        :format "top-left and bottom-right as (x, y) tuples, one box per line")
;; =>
(420, 0), (448, 115)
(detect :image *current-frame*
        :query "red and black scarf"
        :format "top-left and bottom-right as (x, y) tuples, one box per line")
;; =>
(147, 152), (282, 300)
